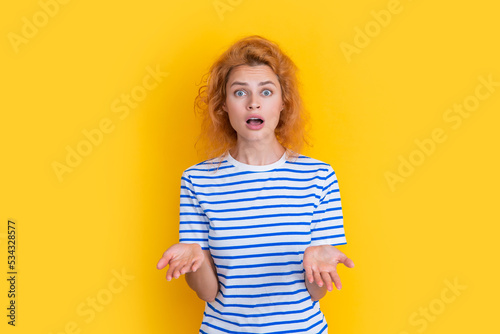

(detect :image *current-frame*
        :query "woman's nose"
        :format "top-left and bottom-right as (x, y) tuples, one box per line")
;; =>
(247, 96), (261, 110)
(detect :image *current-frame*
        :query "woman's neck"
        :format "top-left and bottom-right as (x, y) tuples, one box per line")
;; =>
(229, 139), (286, 166)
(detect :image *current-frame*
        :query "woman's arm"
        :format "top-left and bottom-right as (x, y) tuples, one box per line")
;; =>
(185, 248), (219, 302)
(305, 275), (328, 301)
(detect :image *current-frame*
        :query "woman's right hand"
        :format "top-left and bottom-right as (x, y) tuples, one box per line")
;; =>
(156, 243), (205, 281)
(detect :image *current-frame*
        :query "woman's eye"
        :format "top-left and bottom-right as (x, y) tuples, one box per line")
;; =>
(262, 89), (272, 96)
(235, 90), (246, 97)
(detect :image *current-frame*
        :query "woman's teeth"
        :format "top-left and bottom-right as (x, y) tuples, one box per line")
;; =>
(247, 118), (263, 124)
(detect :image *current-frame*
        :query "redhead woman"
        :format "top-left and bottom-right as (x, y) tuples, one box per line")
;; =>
(157, 35), (355, 334)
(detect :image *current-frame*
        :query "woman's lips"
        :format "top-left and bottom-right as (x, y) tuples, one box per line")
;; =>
(246, 117), (265, 130)
(247, 121), (264, 130)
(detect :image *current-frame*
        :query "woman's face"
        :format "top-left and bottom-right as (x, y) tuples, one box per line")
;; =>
(222, 64), (284, 145)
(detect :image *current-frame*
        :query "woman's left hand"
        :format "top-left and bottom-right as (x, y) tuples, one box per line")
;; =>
(303, 245), (355, 291)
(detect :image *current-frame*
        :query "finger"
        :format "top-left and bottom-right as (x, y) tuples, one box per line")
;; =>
(157, 252), (173, 270)
(320, 271), (333, 291)
(191, 256), (203, 273)
(313, 269), (323, 287)
(157, 258), (166, 270)
(165, 261), (180, 281)
(339, 256), (355, 268)
(173, 261), (187, 279)
(179, 261), (193, 275)
(304, 264), (314, 283)
(333, 250), (354, 268)
(331, 271), (342, 290)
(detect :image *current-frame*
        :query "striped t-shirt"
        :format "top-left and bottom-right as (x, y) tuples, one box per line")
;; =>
(178, 150), (347, 334)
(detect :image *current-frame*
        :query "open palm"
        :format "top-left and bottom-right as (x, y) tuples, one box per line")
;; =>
(303, 245), (355, 291)
(157, 243), (205, 281)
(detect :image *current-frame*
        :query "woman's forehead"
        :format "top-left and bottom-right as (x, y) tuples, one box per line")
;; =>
(227, 65), (279, 85)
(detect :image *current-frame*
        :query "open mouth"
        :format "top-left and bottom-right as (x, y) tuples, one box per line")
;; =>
(246, 117), (264, 125)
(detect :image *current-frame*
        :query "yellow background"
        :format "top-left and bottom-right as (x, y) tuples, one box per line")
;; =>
(1, 0), (499, 333)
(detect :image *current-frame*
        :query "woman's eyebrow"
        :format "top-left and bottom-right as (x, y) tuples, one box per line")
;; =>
(230, 80), (276, 87)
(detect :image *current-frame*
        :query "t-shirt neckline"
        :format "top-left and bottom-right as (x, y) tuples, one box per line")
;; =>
(226, 150), (288, 171)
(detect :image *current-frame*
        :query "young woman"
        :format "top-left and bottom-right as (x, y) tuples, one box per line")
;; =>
(157, 35), (355, 334)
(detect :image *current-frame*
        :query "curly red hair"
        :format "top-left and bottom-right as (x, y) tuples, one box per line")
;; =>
(194, 35), (310, 161)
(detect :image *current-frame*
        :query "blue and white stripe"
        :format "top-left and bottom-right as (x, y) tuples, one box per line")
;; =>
(179, 152), (347, 334)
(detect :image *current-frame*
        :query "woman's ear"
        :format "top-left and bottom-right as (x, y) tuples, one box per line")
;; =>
(222, 103), (227, 112)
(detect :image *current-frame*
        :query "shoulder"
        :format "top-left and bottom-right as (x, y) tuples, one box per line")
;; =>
(285, 152), (335, 173)
(285, 153), (340, 190)
(181, 154), (234, 178)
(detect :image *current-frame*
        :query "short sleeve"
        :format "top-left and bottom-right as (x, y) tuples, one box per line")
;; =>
(310, 166), (347, 246)
(178, 171), (210, 250)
